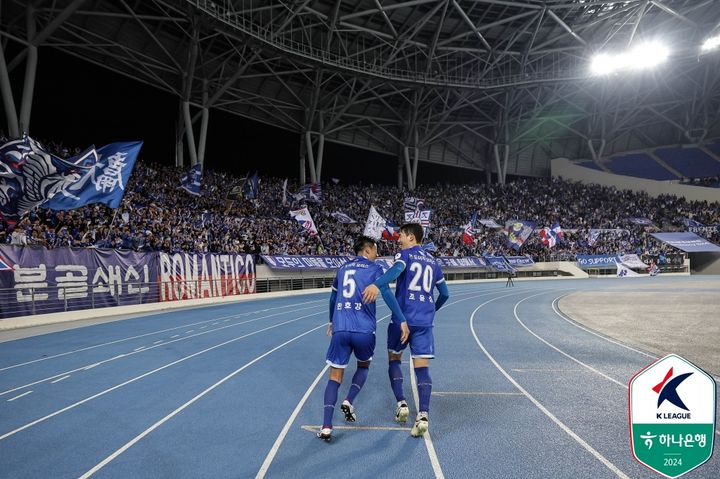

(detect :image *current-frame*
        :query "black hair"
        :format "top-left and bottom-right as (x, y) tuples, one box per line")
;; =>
(399, 223), (424, 243)
(353, 235), (377, 255)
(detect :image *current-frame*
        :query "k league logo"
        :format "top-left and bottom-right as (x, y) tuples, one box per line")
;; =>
(629, 354), (716, 478)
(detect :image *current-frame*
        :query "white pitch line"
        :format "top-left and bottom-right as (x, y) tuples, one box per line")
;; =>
(170, 335), (180, 339)
(79, 321), (332, 479)
(0, 298), (324, 372)
(469, 300), (631, 479)
(185, 330), (194, 334)
(409, 359), (444, 479)
(7, 391), (32, 402)
(301, 425), (411, 432)
(0, 309), (327, 442)
(133, 347), (145, 352)
(50, 375), (71, 384)
(153, 341), (163, 345)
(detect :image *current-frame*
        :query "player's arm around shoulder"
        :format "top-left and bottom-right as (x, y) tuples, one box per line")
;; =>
(434, 267), (450, 311)
(362, 254), (405, 304)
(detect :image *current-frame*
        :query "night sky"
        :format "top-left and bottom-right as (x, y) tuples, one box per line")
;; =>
(2, 47), (490, 186)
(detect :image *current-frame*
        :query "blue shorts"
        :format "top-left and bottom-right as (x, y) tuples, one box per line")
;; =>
(325, 331), (376, 368)
(387, 323), (435, 359)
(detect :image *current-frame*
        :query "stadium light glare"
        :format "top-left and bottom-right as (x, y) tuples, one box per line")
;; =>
(590, 42), (669, 75)
(701, 34), (720, 52)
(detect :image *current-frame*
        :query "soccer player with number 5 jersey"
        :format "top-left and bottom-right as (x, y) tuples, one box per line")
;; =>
(318, 236), (409, 442)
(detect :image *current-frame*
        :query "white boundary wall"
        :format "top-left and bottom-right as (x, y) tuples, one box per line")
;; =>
(0, 261), (588, 331)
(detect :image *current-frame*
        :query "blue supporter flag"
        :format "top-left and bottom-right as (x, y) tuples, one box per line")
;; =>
(42, 141), (143, 210)
(299, 183), (322, 203)
(0, 136), (94, 223)
(180, 164), (203, 196)
(243, 172), (259, 199)
(504, 220), (536, 250)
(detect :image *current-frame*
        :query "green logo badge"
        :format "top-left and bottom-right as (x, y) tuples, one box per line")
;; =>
(629, 354), (716, 478)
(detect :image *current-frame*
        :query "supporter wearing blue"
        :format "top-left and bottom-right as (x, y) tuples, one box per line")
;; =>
(318, 236), (409, 442)
(362, 223), (449, 438)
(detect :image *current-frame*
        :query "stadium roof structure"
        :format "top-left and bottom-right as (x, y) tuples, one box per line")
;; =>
(1, 0), (720, 188)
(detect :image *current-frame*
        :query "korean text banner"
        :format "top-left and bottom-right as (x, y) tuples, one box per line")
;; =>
(0, 247), (256, 318)
(0, 245), (157, 318)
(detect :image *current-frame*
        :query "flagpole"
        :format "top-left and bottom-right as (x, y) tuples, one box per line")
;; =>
(103, 208), (120, 244)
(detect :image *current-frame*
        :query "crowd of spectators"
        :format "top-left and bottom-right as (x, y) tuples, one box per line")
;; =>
(1, 151), (719, 262)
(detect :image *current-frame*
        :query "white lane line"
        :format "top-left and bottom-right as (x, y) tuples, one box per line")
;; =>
(514, 292), (627, 388)
(512, 369), (583, 373)
(50, 375), (71, 384)
(0, 309), (326, 442)
(551, 296), (655, 359)
(79, 321), (332, 479)
(301, 425), (411, 432)
(170, 335), (180, 339)
(551, 296), (720, 438)
(255, 365), (329, 479)
(553, 296), (720, 384)
(185, 330), (194, 334)
(133, 347), (145, 352)
(153, 341), (163, 345)
(199, 326), (207, 330)
(254, 289), (535, 479)
(0, 298), (324, 372)
(0, 304), (326, 398)
(469, 300), (632, 479)
(431, 391), (523, 397)
(409, 359), (444, 479)
(7, 391), (33, 402)
(83, 363), (100, 371)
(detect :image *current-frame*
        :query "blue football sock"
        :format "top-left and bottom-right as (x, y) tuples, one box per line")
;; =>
(388, 360), (405, 402)
(346, 366), (369, 404)
(322, 379), (340, 428)
(415, 367), (432, 413)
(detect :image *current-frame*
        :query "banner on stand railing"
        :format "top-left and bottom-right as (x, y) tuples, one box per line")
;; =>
(0, 245), (157, 318)
(158, 252), (255, 301)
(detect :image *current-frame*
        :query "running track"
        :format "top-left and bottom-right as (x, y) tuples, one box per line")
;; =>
(0, 278), (717, 478)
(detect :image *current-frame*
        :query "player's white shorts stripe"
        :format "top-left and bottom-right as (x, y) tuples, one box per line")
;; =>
(325, 360), (348, 369)
(388, 349), (404, 355)
(411, 354), (435, 359)
(436, 278), (445, 284)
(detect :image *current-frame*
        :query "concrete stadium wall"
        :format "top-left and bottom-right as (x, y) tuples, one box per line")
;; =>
(551, 158), (720, 202)
(688, 253), (720, 274)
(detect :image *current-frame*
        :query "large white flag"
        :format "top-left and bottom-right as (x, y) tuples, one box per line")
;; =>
(616, 263), (641, 278)
(290, 206), (318, 236)
(364, 205), (386, 240)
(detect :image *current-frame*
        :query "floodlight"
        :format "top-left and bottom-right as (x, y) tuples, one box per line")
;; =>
(590, 42), (669, 75)
(701, 34), (720, 52)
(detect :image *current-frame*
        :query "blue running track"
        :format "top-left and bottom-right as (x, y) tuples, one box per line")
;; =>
(0, 278), (718, 478)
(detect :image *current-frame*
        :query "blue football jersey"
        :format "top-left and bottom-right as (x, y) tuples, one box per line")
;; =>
(393, 245), (445, 327)
(331, 257), (384, 333)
